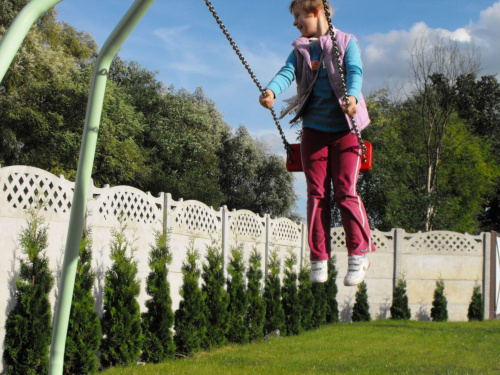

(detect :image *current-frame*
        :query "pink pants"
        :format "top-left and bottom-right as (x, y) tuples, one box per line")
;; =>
(301, 128), (376, 261)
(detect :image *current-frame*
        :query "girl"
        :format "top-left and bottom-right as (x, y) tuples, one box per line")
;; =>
(259, 0), (376, 285)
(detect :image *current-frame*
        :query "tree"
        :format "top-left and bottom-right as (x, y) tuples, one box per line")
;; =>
(467, 283), (484, 321)
(141, 230), (175, 363)
(245, 246), (266, 342)
(352, 281), (371, 322)
(64, 225), (101, 374)
(311, 283), (327, 328)
(298, 266), (314, 331)
(431, 279), (448, 322)
(281, 250), (301, 336)
(3, 207), (54, 375)
(325, 256), (339, 323)
(390, 276), (411, 320)
(218, 126), (298, 218)
(174, 240), (207, 355)
(407, 32), (481, 231)
(100, 222), (143, 368)
(226, 244), (249, 344)
(201, 243), (229, 349)
(263, 248), (285, 335)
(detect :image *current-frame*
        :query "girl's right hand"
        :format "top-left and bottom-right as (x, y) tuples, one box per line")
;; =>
(259, 89), (275, 109)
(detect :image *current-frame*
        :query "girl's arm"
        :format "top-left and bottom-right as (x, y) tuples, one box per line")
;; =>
(259, 52), (297, 109)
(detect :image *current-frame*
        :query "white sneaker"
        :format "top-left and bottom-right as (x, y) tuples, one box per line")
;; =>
(310, 260), (328, 283)
(343, 255), (370, 286)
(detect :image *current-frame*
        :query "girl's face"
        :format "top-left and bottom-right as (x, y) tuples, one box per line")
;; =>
(292, 5), (320, 38)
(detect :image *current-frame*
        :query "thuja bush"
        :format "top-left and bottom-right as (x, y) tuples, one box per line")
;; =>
(467, 283), (484, 321)
(390, 276), (411, 320)
(298, 266), (314, 331)
(4, 207), (54, 375)
(431, 279), (448, 322)
(64, 225), (101, 374)
(325, 256), (339, 323)
(101, 222), (143, 368)
(312, 282), (327, 328)
(174, 240), (207, 355)
(245, 246), (266, 342)
(226, 244), (249, 344)
(141, 230), (175, 363)
(352, 281), (371, 322)
(263, 248), (285, 335)
(281, 250), (301, 336)
(202, 242), (229, 349)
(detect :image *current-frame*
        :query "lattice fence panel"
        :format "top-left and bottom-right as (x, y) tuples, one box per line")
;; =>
(271, 219), (301, 244)
(405, 231), (482, 254)
(93, 188), (162, 225)
(330, 228), (392, 252)
(229, 211), (265, 239)
(172, 201), (221, 236)
(0, 167), (74, 216)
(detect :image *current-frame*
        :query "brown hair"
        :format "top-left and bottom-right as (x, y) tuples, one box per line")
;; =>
(289, 0), (332, 14)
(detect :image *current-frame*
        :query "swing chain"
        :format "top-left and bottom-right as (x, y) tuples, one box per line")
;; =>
(322, 0), (367, 162)
(202, 0), (294, 162)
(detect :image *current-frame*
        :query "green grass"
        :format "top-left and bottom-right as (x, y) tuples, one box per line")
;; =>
(100, 320), (500, 375)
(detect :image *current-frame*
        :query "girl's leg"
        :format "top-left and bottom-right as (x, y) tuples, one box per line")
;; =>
(301, 128), (332, 261)
(330, 132), (376, 256)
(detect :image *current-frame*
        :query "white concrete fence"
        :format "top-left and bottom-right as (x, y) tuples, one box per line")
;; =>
(0, 165), (498, 371)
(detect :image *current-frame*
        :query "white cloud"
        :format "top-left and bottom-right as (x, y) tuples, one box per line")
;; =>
(362, 2), (500, 95)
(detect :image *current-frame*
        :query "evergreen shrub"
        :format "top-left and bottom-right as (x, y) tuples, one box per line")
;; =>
(431, 279), (448, 322)
(281, 250), (301, 336)
(390, 276), (412, 320)
(325, 256), (339, 323)
(352, 281), (371, 322)
(263, 248), (285, 335)
(467, 283), (484, 321)
(226, 244), (249, 344)
(298, 266), (314, 331)
(245, 246), (266, 342)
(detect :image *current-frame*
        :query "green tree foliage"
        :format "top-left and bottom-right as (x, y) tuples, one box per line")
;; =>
(311, 283), (327, 328)
(218, 126), (298, 218)
(467, 283), (484, 322)
(245, 246), (266, 342)
(64, 225), (101, 374)
(390, 276), (411, 320)
(1, 2), (298, 217)
(281, 250), (301, 336)
(141, 231), (175, 363)
(325, 256), (339, 323)
(226, 244), (249, 344)
(298, 266), (314, 331)
(263, 248), (285, 335)
(201, 243), (229, 349)
(3, 207), (54, 375)
(174, 240), (207, 355)
(101, 223), (143, 368)
(431, 279), (448, 322)
(352, 281), (371, 322)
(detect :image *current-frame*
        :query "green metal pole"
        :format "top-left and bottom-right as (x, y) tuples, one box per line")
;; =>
(48, 1), (155, 374)
(0, 0), (63, 84)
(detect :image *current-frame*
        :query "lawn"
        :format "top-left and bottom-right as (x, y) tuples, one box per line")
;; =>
(100, 320), (500, 374)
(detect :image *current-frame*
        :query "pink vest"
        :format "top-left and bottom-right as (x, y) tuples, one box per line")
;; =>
(292, 28), (370, 132)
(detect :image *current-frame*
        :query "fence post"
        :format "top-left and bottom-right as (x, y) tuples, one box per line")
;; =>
(163, 192), (172, 235)
(483, 231), (491, 319)
(221, 205), (229, 279)
(301, 222), (306, 269)
(393, 228), (404, 288)
(265, 214), (271, 277)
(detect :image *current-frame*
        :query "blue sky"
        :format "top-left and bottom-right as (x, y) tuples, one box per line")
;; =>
(55, 0), (500, 219)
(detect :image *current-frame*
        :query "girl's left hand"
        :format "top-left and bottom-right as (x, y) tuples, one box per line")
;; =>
(342, 96), (357, 117)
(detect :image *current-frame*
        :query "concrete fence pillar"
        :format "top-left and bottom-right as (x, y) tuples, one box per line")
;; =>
(265, 214), (271, 277)
(221, 205), (229, 279)
(393, 228), (404, 287)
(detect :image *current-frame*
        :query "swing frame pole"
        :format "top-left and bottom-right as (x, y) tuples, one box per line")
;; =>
(0, 0), (63, 84)
(48, 0), (155, 373)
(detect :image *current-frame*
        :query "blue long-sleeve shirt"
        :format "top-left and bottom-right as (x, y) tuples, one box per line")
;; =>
(266, 38), (363, 133)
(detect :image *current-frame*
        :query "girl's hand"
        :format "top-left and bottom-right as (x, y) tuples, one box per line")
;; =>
(342, 96), (357, 117)
(259, 89), (275, 109)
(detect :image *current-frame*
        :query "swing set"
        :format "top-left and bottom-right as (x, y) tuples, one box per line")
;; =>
(0, 1), (371, 374)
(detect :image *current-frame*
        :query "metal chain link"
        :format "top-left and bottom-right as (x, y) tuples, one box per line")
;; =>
(202, 0), (294, 161)
(322, 0), (367, 162)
